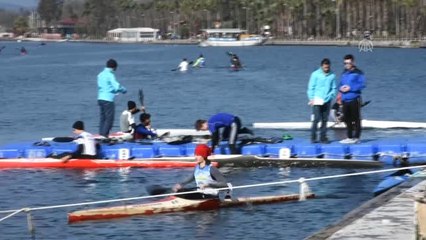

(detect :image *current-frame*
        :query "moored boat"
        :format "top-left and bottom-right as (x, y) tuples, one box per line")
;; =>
(253, 120), (426, 130)
(0, 158), (217, 169)
(68, 193), (315, 223)
(199, 29), (266, 47)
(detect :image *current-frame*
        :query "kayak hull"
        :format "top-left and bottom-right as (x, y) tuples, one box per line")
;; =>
(0, 158), (215, 169)
(68, 193), (315, 223)
(0, 156), (380, 169)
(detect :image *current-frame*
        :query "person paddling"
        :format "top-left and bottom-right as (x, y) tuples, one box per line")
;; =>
(173, 144), (231, 199)
(192, 54), (205, 68)
(119, 100), (142, 140)
(20, 47), (27, 55)
(49, 121), (98, 163)
(134, 113), (158, 140)
(176, 58), (189, 72)
(227, 52), (242, 70)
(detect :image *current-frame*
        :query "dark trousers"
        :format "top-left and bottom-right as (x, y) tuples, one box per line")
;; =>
(98, 100), (115, 137)
(53, 152), (97, 159)
(222, 117), (241, 154)
(342, 98), (362, 139)
(311, 102), (331, 141)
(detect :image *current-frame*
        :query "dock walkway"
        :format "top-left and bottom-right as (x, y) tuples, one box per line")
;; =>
(307, 177), (426, 239)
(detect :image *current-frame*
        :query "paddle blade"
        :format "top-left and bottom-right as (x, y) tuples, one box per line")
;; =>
(138, 88), (144, 106)
(361, 100), (371, 107)
(146, 185), (171, 195)
(52, 137), (75, 142)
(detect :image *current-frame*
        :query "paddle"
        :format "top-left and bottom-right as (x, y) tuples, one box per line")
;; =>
(138, 88), (145, 113)
(361, 100), (371, 107)
(51, 137), (75, 142)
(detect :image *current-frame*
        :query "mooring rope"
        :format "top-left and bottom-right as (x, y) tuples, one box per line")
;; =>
(0, 164), (425, 222)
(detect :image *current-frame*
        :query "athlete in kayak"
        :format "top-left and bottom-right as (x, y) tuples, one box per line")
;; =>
(176, 58), (189, 72)
(134, 113), (158, 140)
(52, 121), (98, 163)
(20, 47), (27, 55)
(173, 144), (231, 199)
(227, 52), (242, 70)
(119, 101), (141, 140)
(195, 113), (251, 154)
(192, 54), (205, 68)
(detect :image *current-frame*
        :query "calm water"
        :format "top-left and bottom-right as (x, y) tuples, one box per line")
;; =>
(0, 41), (425, 239)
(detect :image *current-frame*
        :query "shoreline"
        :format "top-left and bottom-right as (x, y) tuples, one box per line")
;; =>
(1, 37), (425, 48)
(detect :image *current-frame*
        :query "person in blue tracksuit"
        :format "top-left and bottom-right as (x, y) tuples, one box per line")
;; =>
(307, 58), (337, 143)
(97, 59), (127, 137)
(173, 144), (230, 199)
(134, 113), (157, 140)
(195, 113), (244, 154)
(339, 54), (366, 144)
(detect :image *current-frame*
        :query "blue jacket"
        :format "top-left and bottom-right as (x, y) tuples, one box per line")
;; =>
(97, 68), (126, 102)
(339, 67), (366, 102)
(208, 113), (236, 133)
(307, 68), (337, 103)
(134, 124), (157, 140)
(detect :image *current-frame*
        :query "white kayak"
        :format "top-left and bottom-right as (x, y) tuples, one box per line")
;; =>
(42, 129), (210, 142)
(253, 120), (426, 130)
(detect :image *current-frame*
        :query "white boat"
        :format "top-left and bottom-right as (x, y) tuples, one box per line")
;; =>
(199, 29), (266, 47)
(253, 120), (426, 130)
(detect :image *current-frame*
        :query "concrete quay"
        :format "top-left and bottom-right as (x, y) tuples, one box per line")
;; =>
(307, 177), (426, 239)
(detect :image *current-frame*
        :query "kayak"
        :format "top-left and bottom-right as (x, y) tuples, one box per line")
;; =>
(0, 158), (218, 169)
(68, 193), (315, 223)
(0, 155), (380, 169)
(373, 168), (423, 196)
(253, 120), (426, 130)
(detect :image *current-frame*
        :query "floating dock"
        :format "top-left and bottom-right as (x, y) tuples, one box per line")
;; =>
(1, 137), (426, 167)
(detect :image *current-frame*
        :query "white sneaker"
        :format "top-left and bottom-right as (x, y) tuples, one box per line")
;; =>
(352, 138), (360, 144)
(339, 138), (353, 144)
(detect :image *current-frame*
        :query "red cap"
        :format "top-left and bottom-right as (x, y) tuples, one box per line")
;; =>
(194, 144), (211, 159)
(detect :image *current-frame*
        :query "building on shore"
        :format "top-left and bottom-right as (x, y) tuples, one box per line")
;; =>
(107, 28), (160, 42)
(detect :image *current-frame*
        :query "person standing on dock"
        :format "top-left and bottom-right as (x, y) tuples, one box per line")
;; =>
(97, 59), (127, 137)
(173, 144), (231, 199)
(195, 113), (251, 154)
(307, 58), (337, 143)
(339, 54), (366, 144)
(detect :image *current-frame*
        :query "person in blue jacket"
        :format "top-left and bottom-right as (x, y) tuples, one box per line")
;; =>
(195, 113), (244, 154)
(339, 54), (366, 144)
(97, 59), (127, 137)
(307, 58), (337, 143)
(134, 113), (157, 140)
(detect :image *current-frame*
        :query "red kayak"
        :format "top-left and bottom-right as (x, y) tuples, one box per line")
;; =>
(68, 193), (315, 223)
(0, 158), (218, 169)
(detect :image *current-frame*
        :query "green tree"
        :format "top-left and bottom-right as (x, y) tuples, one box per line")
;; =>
(13, 16), (29, 35)
(37, 0), (64, 25)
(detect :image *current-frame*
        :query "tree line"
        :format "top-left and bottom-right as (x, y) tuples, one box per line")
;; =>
(3, 0), (426, 39)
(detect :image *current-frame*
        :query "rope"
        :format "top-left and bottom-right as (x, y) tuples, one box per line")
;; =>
(0, 165), (425, 216)
(0, 208), (26, 222)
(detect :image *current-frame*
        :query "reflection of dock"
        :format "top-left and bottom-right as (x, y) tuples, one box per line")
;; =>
(307, 177), (426, 239)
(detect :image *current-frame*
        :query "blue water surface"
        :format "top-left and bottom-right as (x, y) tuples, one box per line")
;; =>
(0, 41), (425, 240)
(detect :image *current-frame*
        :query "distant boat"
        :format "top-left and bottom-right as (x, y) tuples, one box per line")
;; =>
(253, 120), (426, 130)
(199, 29), (267, 47)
